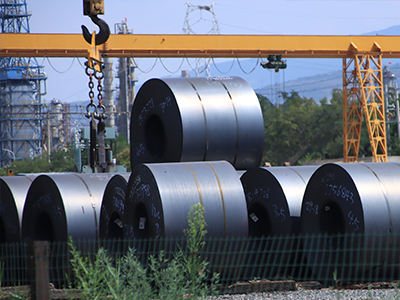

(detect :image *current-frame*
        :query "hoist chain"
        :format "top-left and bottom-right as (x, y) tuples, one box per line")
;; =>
(84, 61), (107, 120)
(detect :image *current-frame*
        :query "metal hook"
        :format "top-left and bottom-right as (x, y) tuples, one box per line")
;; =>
(81, 15), (110, 46)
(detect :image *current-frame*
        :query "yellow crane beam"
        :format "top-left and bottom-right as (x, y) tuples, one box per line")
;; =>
(1, 33), (397, 163)
(2, 33), (400, 58)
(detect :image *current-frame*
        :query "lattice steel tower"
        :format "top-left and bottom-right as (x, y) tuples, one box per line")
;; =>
(0, 0), (47, 166)
(182, 2), (220, 76)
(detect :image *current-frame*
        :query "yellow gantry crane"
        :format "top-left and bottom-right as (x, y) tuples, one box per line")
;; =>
(2, 33), (400, 163)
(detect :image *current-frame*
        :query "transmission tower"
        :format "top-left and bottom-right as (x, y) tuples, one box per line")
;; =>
(0, 0), (47, 166)
(182, 2), (220, 77)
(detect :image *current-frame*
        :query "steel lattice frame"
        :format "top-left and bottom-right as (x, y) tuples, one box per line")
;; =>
(0, 0), (46, 166)
(343, 53), (387, 163)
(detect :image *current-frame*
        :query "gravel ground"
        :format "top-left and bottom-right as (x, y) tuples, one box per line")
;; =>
(211, 289), (400, 300)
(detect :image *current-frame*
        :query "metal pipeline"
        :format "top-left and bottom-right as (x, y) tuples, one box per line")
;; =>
(0, 176), (35, 244)
(240, 166), (318, 279)
(130, 76), (264, 170)
(301, 163), (400, 283)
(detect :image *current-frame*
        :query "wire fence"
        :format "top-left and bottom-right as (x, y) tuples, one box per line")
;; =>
(1, 233), (400, 299)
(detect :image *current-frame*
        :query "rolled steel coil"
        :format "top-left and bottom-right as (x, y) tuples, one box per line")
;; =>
(240, 166), (318, 279)
(100, 173), (130, 250)
(0, 176), (36, 286)
(124, 161), (248, 240)
(0, 176), (35, 244)
(130, 76), (264, 170)
(301, 163), (400, 283)
(22, 173), (113, 243)
(21, 173), (114, 287)
(241, 166), (318, 237)
(124, 161), (249, 281)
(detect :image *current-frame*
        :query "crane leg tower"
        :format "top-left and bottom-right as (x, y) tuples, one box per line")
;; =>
(343, 43), (387, 163)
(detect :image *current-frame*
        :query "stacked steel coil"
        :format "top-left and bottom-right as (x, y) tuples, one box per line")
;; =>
(130, 76), (264, 170)
(0, 176), (35, 243)
(301, 163), (400, 283)
(124, 161), (248, 240)
(0, 176), (36, 286)
(21, 173), (113, 287)
(22, 173), (113, 243)
(100, 173), (130, 240)
(123, 161), (249, 280)
(240, 166), (318, 279)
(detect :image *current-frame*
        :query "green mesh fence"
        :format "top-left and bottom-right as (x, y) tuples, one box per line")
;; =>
(1, 233), (400, 298)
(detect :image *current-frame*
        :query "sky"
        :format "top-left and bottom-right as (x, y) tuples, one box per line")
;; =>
(21, 0), (400, 103)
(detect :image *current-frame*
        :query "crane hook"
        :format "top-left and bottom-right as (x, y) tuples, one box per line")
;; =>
(81, 15), (110, 46)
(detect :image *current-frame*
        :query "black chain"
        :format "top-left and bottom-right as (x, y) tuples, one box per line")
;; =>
(85, 61), (106, 120)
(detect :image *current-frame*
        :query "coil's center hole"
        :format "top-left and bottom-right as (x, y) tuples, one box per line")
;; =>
(35, 212), (54, 242)
(133, 202), (149, 239)
(320, 201), (345, 249)
(109, 211), (123, 240)
(0, 218), (5, 243)
(248, 203), (271, 237)
(145, 114), (166, 158)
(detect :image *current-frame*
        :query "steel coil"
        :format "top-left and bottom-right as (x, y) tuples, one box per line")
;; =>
(0, 176), (35, 244)
(22, 173), (113, 243)
(0, 176), (36, 286)
(124, 161), (248, 281)
(130, 76), (264, 170)
(100, 173), (130, 247)
(240, 166), (318, 279)
(21, 173), (113, 287)
(124, 161), (248, 240)
(301, 163), (400, 283)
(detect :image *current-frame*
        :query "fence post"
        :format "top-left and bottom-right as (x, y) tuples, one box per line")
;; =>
(30, 241), (50, 300)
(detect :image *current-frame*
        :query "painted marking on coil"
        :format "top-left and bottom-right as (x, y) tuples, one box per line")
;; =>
(273, 204), (286, 222)
(348, 211), (360, 231)
(246, 187), (269, 202)
(206, 162), (227, 238)
(33, 193), (52, 211)
(151, 203), (161, 220)
(184, 163), (204, 206)
(54, 206), (62, 219)
(155, 222), (161, 238)
(136, 143), (145, 156)
(113, 195), (125, 213)
(138, 98), (154, 126)
(159, 96), (171, 113)
(324, 184), (354, 204)
(305, 201), (319, 215)
(134, 183), (151, 199)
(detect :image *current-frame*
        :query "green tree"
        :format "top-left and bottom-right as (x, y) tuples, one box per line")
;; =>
(115, 134), (130, 171)
(0, 144), (76, 176)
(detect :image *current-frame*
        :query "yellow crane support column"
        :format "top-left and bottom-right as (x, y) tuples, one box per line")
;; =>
(343, 57), (363, 162)
(343, 43), (387, 163)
